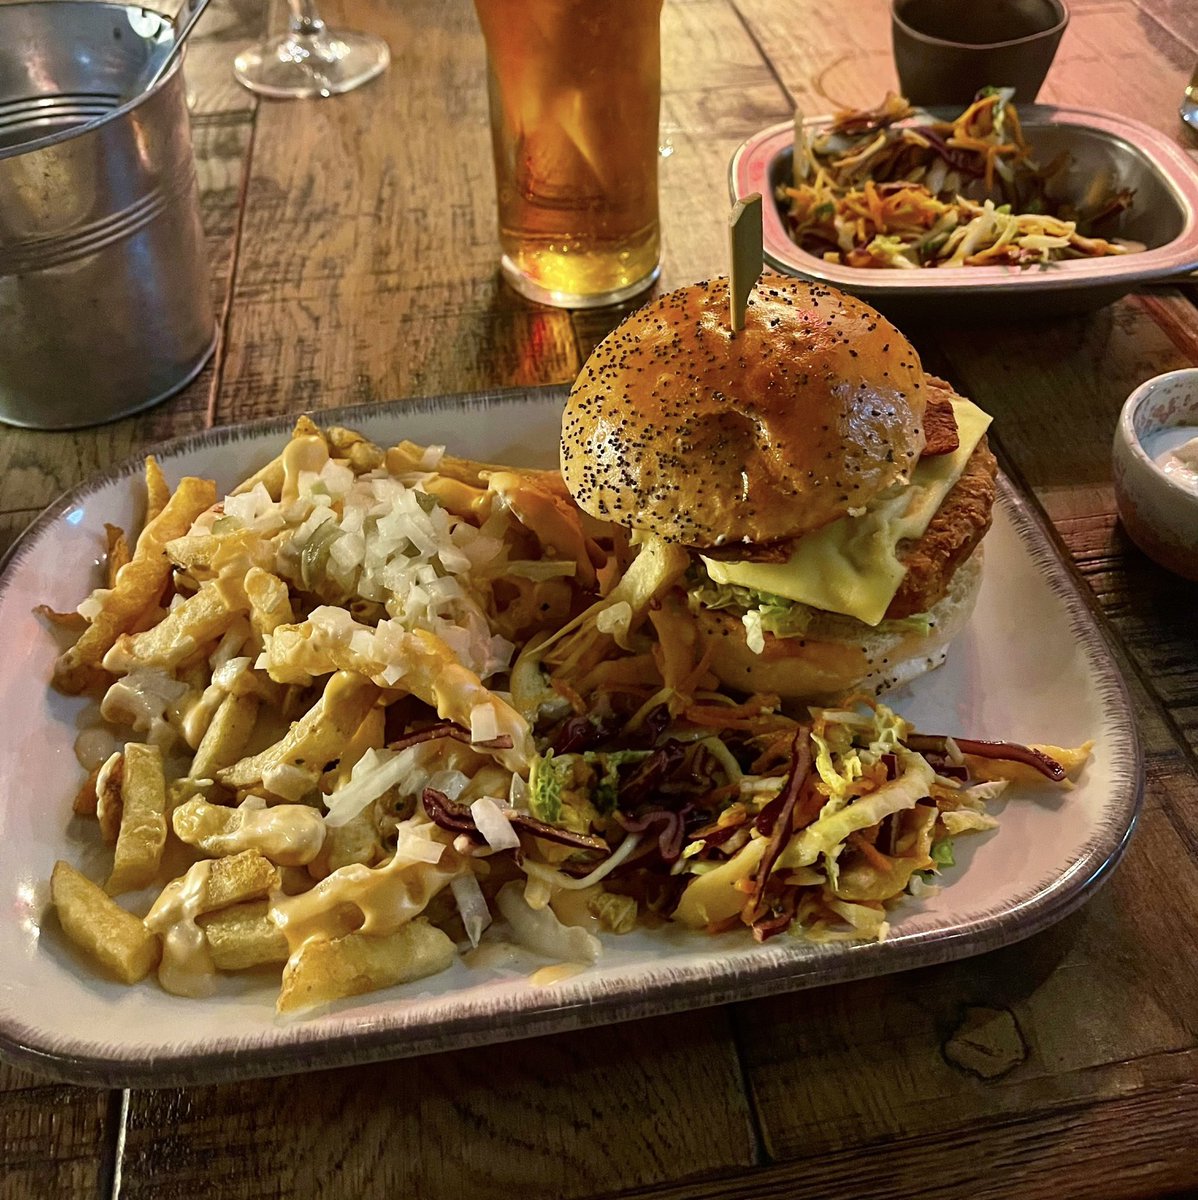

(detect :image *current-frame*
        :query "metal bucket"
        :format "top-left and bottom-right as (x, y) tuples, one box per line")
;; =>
(0, 2), (216, 430)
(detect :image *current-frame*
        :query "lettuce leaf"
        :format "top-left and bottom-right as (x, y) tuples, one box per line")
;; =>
(931, 837), (955, 868)
(582, 749), (652, 814)
(528, 750), (570, 825)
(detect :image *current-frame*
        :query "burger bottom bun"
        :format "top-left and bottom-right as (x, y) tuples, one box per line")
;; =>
(692, 549), (984, 704)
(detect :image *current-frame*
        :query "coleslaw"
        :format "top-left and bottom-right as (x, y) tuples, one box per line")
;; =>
(782, 89), (1142, 269)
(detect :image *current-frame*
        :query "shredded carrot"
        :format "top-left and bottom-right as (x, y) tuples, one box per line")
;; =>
(783, 92), (1136, 269)
(849, 833), (893, 872)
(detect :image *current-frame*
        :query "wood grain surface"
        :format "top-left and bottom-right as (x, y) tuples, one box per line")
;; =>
(2, 0), (1197, 1198)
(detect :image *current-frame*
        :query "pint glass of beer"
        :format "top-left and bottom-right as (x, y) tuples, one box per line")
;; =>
(473, 0), (663, 308)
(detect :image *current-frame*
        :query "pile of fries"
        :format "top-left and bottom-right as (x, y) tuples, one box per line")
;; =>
(782, 89), (1141, 269)
(44, 418), (1090, 1013)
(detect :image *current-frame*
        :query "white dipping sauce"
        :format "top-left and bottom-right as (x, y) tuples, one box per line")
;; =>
(1142, 425), (1198, 496)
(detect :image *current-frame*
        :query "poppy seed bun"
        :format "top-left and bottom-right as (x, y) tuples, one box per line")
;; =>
(561, 277), (928, 549)
(692, 549), (984, 702)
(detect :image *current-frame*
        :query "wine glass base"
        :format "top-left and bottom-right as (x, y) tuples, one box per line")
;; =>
(234, 29), (390, 99)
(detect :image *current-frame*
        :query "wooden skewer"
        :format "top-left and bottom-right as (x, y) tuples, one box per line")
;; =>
(728, 193), (763, 333)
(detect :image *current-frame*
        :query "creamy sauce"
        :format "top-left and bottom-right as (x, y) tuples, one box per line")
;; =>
(549, 886), (603, 934)
(529, 963), (585, 988)
(262, 762), (318, 802)
(461, 939), (524, 971)
(206, 799), (326, 866)
(100, 669), (188, 747)
(1143, 425), (1198, 496)
(74, 727), (120, 771)
(144, 860), (218, 997)
(270, 831), (459, 954)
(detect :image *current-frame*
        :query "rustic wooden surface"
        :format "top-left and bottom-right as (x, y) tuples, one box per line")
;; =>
(2, 0), (1198, 1196)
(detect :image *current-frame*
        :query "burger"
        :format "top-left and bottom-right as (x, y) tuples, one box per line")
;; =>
(559, 276), (997, 703)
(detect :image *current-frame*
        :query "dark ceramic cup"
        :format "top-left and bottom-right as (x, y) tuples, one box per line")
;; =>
(891, 0), (1069, 106)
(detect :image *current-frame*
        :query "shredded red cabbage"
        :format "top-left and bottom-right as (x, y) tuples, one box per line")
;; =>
(746, 726), (813, 922)
(420, 787), (609, 854)
(907, 734), (1066, 782)
(387, 722), (513, 754)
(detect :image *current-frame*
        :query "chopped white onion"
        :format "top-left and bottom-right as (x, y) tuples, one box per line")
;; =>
(323, 747), (408, 827)
(596, 601), (632, 635)
(77, 593), (106, 622)
(451, 872), (492, 947)
(262, 763), (316, 802)
(470, 796), (520, 851)
(211, 655), (251, 691)
(469, 703), (499, 745)
(391, 822), (447, 865)
(426, 769), (470, 801)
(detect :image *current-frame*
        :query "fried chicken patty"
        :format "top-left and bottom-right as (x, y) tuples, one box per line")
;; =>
(887, 435), (997, 619)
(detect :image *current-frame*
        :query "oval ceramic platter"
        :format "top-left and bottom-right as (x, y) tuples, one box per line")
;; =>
(0, 386), (1142, 1086)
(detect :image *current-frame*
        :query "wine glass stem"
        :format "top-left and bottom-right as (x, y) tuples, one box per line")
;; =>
(287, 0), (326, 37)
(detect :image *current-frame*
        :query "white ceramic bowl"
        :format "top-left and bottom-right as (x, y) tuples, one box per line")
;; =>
(1112, 368), (1198, 582)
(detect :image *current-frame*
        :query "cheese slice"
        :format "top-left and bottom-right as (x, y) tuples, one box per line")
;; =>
(701, 397), (992, 627)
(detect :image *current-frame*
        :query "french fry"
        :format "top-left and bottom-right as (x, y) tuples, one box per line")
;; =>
(95, 751), (124, 844)
(104, 524), (131, 589)
(231, 417), (328, 502)
(189, 692), (260, 781)
(228, 457), (286, 501)
(204, 848), (281, 909)
(326, 706), (385, 790)
(73, 764), (101, 818)
(144, 851), (280, 933)
(143, 455), (170, 525)
(216, 672), (379, 793)
(106, 743), (167, 895)
(276, 917), (456, 1013)
(319, 809), (383, 876)
(53, 476), (217, 694)
(261, 624), (532, 770)
(244, 567), (294, 637)
(51, 861), (161, 984)
(102, 580), (247, 674)
(198, 900), (289, 970)
(34, 604), (88, 631)
(165, 527), (264, 577)
(326, 426), (384, 474)
(173, 796), (326, 866)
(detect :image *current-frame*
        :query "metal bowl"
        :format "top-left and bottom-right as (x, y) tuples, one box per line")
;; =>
(729, 105), (1198, 320)
(0, 2), (216, 430)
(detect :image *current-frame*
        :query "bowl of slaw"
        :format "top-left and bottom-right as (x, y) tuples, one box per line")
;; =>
(730, 104), (1198, 319)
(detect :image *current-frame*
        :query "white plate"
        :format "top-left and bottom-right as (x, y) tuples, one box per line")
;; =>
(0, 387), (1141, 1086)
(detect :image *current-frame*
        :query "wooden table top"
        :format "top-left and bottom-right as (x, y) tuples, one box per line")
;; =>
(3, 0), (1198, 1196)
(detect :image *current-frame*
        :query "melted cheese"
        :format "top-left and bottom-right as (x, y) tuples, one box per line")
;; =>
(701, 398), (992, 627)
(144, 860), (218, 998)
(269, 828), (461, 953)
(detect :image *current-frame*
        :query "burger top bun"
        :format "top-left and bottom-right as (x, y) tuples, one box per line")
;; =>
(561, 277), (929, 549)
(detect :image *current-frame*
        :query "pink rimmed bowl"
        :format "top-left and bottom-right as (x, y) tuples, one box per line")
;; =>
(1112, 368), (1198, 582)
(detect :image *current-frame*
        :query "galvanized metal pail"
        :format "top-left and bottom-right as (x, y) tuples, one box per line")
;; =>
(0, 2), (216, 430)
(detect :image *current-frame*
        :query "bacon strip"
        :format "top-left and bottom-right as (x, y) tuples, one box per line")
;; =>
(921, 392), (960, 457)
